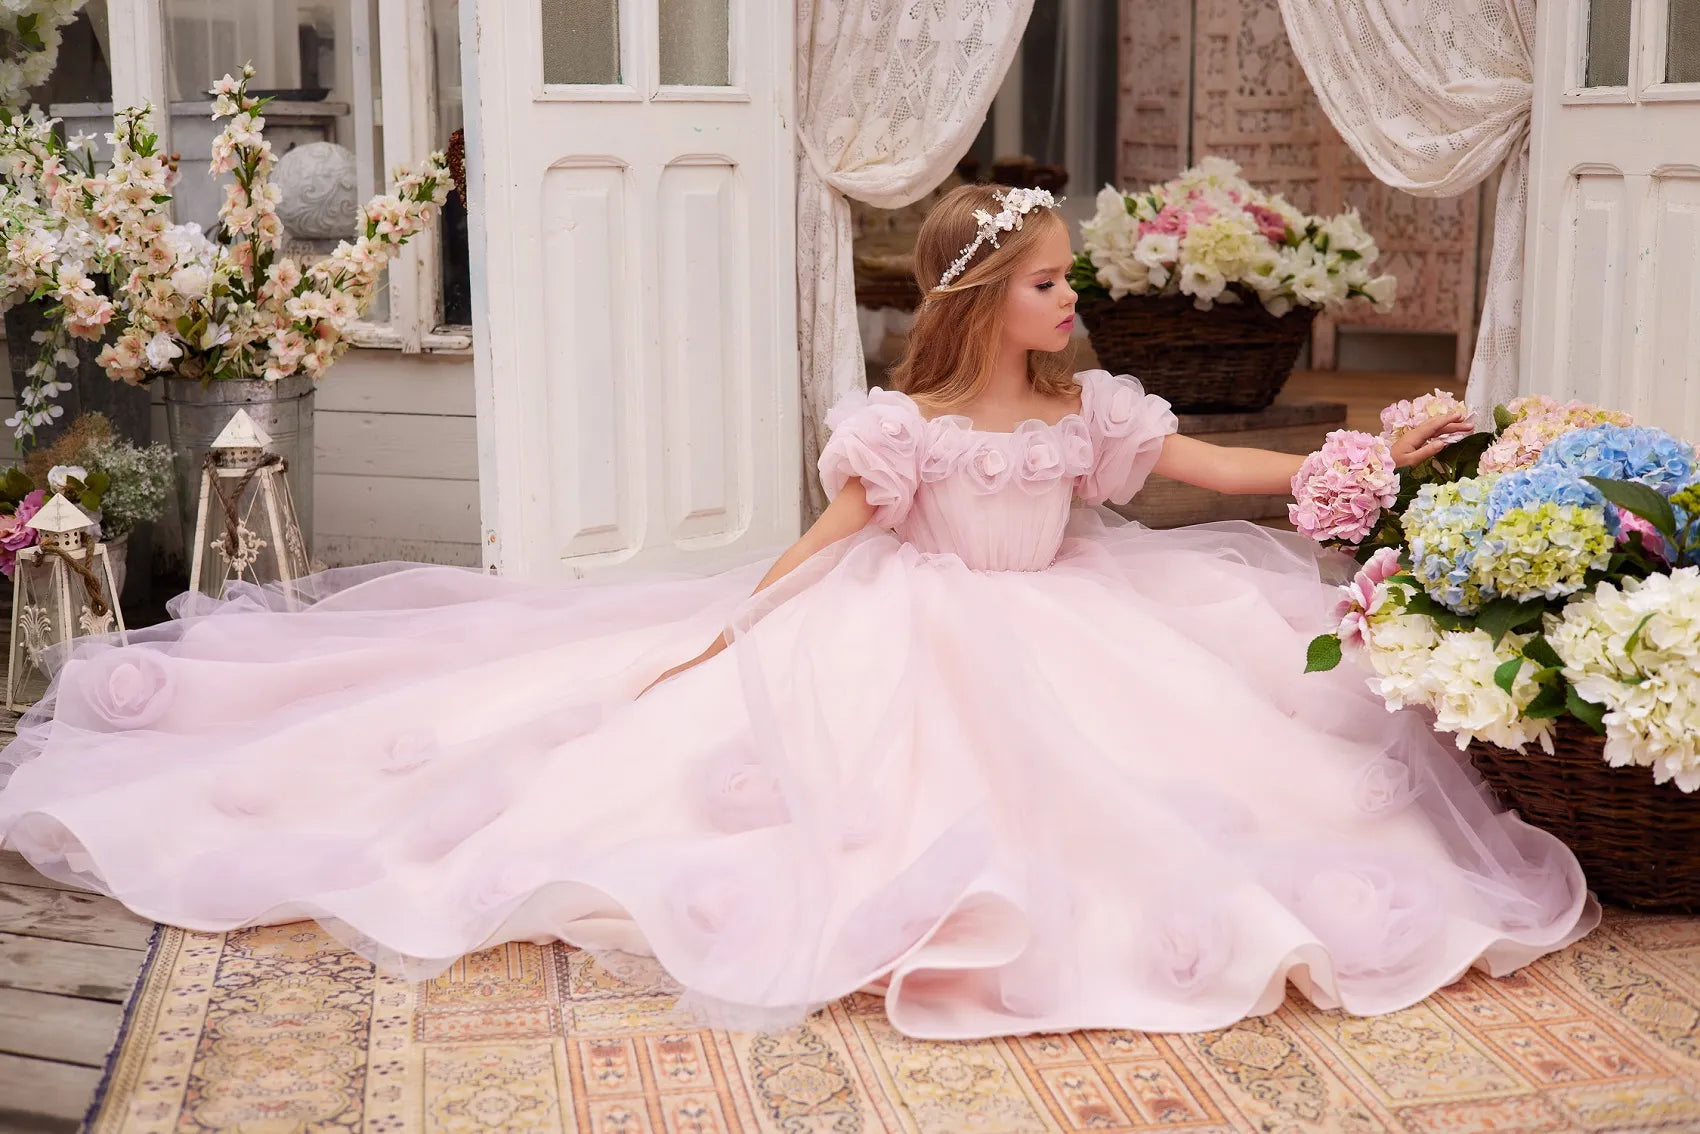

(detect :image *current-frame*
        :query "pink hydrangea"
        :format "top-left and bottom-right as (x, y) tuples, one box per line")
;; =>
(1379, 389), (1476, 448)
(1289, 430), (1400, 544)
(1479, 397), (1634, 473)
(1333, 547), (1403, 648)
(1615, 512), (1671, 563)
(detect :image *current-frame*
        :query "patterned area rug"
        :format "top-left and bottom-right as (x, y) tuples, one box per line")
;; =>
(86, 910), (1700, 1133)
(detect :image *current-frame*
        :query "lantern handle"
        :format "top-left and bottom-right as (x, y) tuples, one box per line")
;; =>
(204, 451), (283, 551)
(42, 533), (109, 619)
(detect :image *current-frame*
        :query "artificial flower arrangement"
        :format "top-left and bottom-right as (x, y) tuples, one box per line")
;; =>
(0, 0), (86, 109)
(0, 411), (173, 576)
(0, 64), (451, 443)
(1296, 390), (1700, 792)
(1068, 157), (1398, 317)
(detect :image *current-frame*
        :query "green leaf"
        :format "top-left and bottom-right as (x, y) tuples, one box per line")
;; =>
(17, 13), (44, 50)
(1524, 682), (1568, 719)
(1522, 634), (1563, 669)
(1493, 655), (1524, 695)
(1400, 590), (1471, 631)
(1531, 665), (1562, 685)
(1435, 430), (1495, 480)
(1305, 633), (1344, 673)
(1476, 597), (1547, 645)
(1623, 611), (1656, 659)
(1493, 404), (1514, 432)
(1337, 249), (1362, 261)
(1566, 686), (1607, 733)
(1583, 476), (1679, 544)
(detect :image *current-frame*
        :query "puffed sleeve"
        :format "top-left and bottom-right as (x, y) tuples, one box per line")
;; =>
(1075, 370), (1179, 507)
(817, 388), (925, 528)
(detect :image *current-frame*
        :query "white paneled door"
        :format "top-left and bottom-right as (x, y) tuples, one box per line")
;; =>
(1524, 0), (1700, 440)
(462, 0), (799, 577)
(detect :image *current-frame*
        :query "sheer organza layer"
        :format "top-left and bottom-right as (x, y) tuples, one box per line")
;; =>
(0, 513), (1596, 1039)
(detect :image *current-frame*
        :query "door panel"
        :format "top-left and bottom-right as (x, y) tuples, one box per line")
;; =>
(465, 0), (798, 577)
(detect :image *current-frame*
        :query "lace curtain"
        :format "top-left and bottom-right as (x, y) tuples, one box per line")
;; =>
(795, 0), (1034, 516)
(1275, 0), (1536, 416)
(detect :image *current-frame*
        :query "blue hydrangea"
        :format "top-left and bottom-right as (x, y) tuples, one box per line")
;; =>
(1484, 465), (1607, 528)
(1402, 475), (1495, 612)
(1537, 425), (1698, 494)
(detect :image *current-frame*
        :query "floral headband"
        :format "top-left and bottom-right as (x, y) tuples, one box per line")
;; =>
(934, 187), (1063, 291)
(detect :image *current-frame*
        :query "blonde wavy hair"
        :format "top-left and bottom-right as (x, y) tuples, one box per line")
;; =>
(889, 183), (1079, 412)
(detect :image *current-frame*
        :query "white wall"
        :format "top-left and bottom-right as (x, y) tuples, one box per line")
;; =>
(0, 343), (481, 570)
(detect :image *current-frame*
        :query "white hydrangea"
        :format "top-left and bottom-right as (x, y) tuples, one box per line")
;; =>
(1362, 608), (1441, 711)
(1549, 568), (1700, 791)
(1422, 629), (1555, 753)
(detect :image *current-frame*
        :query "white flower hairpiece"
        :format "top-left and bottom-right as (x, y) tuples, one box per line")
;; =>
(934, 187), (1063, 291)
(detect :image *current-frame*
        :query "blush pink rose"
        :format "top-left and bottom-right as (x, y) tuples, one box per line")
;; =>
(1332, 547), (1402, 648)
(0, 490), (45, 554)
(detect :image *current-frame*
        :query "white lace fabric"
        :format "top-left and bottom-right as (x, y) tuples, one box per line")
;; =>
(795, 0), (1035, 515)
(1276, 0), (1536, 416)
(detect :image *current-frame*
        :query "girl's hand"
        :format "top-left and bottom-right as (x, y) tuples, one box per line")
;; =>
(1389, 411), (1473, 469)
(638, 658), (699, 698)
(637, 635), (727, 699)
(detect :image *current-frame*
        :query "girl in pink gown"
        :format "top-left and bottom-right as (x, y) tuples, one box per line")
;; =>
(0, 185), (1596, 1040)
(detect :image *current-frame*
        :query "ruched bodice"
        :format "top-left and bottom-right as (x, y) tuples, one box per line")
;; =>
(818, 370), (1180, 571)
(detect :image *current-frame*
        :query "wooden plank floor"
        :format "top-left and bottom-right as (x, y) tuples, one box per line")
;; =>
(0, 709), (153, 1133)
(0, 367), (1460, 1132)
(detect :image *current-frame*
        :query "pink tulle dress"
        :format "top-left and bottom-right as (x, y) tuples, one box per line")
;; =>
(0, 369), (1597, 1038)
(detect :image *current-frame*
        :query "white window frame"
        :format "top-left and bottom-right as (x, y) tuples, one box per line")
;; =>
(103, 0), (470, 355)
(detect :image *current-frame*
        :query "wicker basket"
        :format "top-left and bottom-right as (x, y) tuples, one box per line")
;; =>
(1075, 293), (1316, 413)
(1470, 719), (1700, 912)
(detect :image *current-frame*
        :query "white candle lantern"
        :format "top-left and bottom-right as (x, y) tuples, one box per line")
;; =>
(6, 494), (127, 712)
(189, 409), (312, 601)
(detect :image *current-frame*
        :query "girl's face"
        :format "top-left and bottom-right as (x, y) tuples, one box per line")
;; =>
(1000, 220), (1078, 355)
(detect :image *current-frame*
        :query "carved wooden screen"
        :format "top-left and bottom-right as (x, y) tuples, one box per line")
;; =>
(1119, 0), (1485, 379)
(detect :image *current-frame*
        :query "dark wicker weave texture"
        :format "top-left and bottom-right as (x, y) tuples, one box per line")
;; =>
(1471, 719), (1700, 912)
(1076, 293), (1315, 413)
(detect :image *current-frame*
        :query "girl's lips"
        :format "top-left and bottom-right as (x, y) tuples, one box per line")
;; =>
(1057, 315), (1076, 330)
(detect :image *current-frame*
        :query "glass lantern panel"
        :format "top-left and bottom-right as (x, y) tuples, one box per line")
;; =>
(660, 0), (729, 86)
(542, 0), (620, 84)
(196, 471), (279, 596)
(1670, 0), (1700, 83)
(1585, 0), (1634, 86)
(13, 554), (65, 681)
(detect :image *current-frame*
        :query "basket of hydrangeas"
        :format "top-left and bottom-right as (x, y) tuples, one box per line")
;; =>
(1295, 391), (1700, 911)
(1069, 158), (1398, 413)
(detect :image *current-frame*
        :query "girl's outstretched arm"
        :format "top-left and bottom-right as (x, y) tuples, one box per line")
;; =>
(1150, 410), (1470, 495)
(638, 478), (877, 695)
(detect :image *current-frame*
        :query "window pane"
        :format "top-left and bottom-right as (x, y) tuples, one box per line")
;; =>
(1020, 0), (1064, 166)
(1670, 0), (1700, 83)
(434, 0), (471, 326)
(542, 0), (620, 84)
(1585, 0), (1633, 86)
(33, 1), (112, 105)
(659, 0), (728, 85)
(164, 1), (390, 322)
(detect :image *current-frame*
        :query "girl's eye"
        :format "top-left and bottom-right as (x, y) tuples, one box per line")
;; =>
(1036, 281), (1055, 291)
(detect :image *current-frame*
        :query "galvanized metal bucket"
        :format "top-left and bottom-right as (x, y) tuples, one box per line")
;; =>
(163, 376), (315, 564)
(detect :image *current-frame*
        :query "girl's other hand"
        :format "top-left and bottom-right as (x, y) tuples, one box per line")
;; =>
(1390, 411), (1473, 469)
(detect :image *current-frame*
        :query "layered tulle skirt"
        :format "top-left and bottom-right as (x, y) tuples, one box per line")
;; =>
(0, 512), (1597, 1038)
